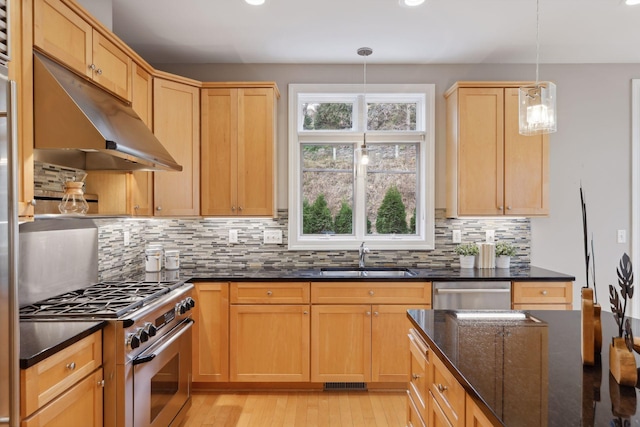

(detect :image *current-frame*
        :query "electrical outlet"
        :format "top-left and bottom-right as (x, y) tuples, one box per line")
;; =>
(264, 230), (283, 244)
(452, 230), (462, 243)
(617, 229), (627, 244)
(486, 230), (495, 243)
(123, 231), (130, 246)
(229, 229), (238, 244)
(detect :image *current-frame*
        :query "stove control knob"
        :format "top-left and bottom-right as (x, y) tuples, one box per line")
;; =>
(144, 322), (157, 337)
(179, 301), (188, 315)
(175, 302), (182, 315)
(127, 333), (141, 350)
(186, 297), (196, 309)
(138, 327), (149, 343)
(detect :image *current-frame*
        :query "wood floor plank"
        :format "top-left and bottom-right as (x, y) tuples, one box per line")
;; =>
(183, 390), (406, 427)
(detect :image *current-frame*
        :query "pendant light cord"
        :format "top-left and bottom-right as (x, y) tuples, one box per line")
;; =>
(535, 0), (540, 84)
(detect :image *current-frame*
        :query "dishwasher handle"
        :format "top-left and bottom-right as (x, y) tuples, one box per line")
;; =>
(435, 288), (510, 294)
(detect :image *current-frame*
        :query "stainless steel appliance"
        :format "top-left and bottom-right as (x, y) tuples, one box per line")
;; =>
(18, 220), (195, 427)
(433, 281), (511, 310)
(0, 62), (19, 427)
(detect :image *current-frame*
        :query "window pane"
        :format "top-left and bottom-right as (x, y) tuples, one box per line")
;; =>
(365, 144), (418, 235)
(367, 103), (417, 131)
(302, 102), (354, 130)
(301, 145), (354, 235)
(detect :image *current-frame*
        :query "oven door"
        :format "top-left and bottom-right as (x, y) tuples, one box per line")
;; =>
(132, 318), (193, 427)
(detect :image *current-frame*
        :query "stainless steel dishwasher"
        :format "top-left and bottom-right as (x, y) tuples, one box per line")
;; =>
(433, 281), (511, 309)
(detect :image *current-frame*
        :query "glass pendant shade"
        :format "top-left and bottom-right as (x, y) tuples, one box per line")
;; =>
(359, 145), (370, 165)
(518, 81), (557, 136)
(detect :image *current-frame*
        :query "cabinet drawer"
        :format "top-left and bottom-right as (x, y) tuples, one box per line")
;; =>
(512, 281), (572, 305)
(230, 282), (310, 304)
(21, 331), (102, 418)
(311, 282), (431, 304)
(408, 329), (429, 421)
(430, 353), (465, 427)
(513, 303), (571, 311)
(407, 390), (426, 427)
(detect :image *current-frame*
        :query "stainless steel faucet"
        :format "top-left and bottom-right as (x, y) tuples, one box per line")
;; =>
(359, 242), (370, 268)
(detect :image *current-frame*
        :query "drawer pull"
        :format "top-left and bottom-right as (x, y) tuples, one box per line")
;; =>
(66, 362), (76, 371)
(541, 290), (548, 295)
(266, 290), (273, 296)
(437, 383), (448, 392)
(412, 373), (421, 380)
(369, 290), (374, 296)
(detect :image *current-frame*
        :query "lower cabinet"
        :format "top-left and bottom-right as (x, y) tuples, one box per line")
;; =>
(512, 281), (573, 310)
(20, 331), (103, 427)
(192, 282), (229, 382)
(465, 395), (496, 427)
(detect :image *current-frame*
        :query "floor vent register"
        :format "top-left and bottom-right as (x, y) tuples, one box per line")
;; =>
(323, 382), (368, 391)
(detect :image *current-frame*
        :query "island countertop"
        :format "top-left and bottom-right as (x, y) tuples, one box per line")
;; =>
(407, 309), (640, 426)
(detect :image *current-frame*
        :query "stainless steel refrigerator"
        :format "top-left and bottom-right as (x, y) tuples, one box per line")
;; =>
(0, 63), (19, 427)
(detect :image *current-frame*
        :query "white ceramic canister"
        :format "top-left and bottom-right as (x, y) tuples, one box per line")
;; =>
(165, 250), (180, 270)
(145, 245), (163, 272)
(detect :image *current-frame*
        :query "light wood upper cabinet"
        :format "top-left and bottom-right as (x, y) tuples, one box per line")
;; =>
(153, 76), (200, 216)
(33, 0), (132, 101)
(445, 82), (548, 217)
(192, 283), (229, 383)
(201, 84), (279, 217)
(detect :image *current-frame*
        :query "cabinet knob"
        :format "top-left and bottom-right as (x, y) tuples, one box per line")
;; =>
(499, 206), (504, 210)
(231, 206), (236, 212)
(303, 311), (309, 315)
(89, 63), (96, 71)
(266, 290), (273, 296)
(437, 383), (448, 393)
(369, 290), (374, 296)
(373, 311), (379, 317)
(239, 206), (243, 212)
(411, 373), (421, 380)
(66, 362), (76, 371)
(366, 311), (371, 316)
(96, 68), (103, 75)
(98, 380), (105, 388)
(29, 199), (37, 206)
(134, 205), (140, 210)
(507, 206), (512, 210)
(541, 290), (548, 296)
(156, 206), (162, 211)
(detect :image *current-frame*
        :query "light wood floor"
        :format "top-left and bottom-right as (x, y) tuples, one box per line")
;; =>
(182, 390), (407, 427)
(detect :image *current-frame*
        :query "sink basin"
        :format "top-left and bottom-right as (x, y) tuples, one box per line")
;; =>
(319, 267), (416, 278)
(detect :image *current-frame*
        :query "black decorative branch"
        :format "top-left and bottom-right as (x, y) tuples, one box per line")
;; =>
(591, 235), (598, 303)
(609, 253), (635, 338)
(580, 185), (591, 290)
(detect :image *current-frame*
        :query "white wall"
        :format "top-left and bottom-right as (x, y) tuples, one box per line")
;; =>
(76, 0), (112, 29)
(156, 62), (637, 310)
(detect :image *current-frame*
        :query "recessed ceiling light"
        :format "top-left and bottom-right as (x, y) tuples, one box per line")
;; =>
(626, 0), (640, 5)
(400, 0), (426, 6)
(245, 0), (265, 5)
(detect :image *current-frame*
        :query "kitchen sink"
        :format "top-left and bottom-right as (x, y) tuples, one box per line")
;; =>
(319, 267), (417, 278)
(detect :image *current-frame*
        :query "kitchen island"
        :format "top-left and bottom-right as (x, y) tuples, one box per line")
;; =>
(407, 309), (640, 426)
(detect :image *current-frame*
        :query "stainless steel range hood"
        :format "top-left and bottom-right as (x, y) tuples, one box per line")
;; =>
(33, 52), (182, 171)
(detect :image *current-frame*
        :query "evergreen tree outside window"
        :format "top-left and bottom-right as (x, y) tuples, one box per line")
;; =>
(289, 84), (435, 250)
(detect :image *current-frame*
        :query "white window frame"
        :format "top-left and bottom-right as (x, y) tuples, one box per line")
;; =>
(288, 83), (435, 251)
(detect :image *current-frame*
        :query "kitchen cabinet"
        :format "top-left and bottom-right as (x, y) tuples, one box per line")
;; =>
(430, 350), (466, 427)
(465, 395), (495, 427)
(200, 84), (279, 217)
(192, 282), (229, 383)
(445, 82), (548, 217)
(229, 282), (310, 382)
(33, 0), (132, 101)
(153, 74), (200, 216)
(512, 281), (573, 310)
(128, 62), (154, 216)
(20, 331), (103, 425)
(310, 281), (431, 383)
(407, 328), (429, 426)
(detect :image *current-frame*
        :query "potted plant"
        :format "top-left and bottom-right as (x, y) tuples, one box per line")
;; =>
(455, 243), (478, 269)
(495, 241), (516, 269)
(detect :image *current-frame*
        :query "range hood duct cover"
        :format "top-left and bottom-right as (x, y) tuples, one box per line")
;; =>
(33, 52), (182, 172)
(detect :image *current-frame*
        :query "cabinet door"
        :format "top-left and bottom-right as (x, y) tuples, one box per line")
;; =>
(503, 88), (549, 216)
(427, 392), (454, 427)
(311, 305), (371, 382)
(457, 88), (504, 216)
(237, 88), (275, 216)
(200, 88), (237, 216)
(230, 304), (310, 382)
(91, 31), (131, 101)
(153, 78), (200, 216)
(372, 304), (429, 382)
(33, 0), (92, 79)
(192, 283), (229, 382)
(465, 395), (496, 427)
(21, 368), (103, 427)
(129, 63), (154, 216)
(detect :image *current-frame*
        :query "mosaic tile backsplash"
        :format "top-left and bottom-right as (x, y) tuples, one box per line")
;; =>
(35, 162), (531, 279)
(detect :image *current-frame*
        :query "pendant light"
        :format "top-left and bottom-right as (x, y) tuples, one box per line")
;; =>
(358, 47), (372, 165)
(518, 0), (557, 136)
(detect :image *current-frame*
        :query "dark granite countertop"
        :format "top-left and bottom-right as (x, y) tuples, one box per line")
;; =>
(20, 321), (106, 369)
(407, 309), (640, 426)
(133, 265), (574, 282)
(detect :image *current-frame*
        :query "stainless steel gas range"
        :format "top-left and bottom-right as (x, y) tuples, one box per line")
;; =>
(18, 220), (195, 427)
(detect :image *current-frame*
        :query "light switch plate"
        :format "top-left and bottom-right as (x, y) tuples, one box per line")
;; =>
(264, 230), (283, 244)
(486, 230), (495, 243)
(123, 231), (130, 246)
(617, 229), (627, 244)
(229, 229), (238, 244)
(452, 230), (462, 243)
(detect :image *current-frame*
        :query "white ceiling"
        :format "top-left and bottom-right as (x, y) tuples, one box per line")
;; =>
(111, 0), (640, 65)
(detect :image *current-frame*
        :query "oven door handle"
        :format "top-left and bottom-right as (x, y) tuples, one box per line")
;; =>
(132, 318), (193, 366)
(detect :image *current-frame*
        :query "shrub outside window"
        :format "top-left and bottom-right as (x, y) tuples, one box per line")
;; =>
(288, 84), (435, 250)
